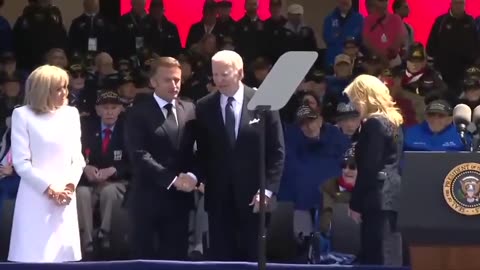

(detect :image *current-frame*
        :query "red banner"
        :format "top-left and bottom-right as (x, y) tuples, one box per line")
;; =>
(120, 0), (272, 47)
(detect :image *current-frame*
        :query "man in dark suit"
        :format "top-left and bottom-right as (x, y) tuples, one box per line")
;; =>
(76, 91), (129, 256)
(190, 50), (285, 261)
(68, 0), (115, 57)
(124, 57), (197, 260)
(141, 0), (182, 58)
(185, 1), (220, 49)
(117, 0), (147, 58)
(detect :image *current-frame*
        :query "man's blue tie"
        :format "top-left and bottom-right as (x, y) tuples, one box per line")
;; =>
(225, 97), (236, 146)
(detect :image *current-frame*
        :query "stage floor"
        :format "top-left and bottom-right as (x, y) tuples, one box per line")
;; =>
(0, 260), (410, 270)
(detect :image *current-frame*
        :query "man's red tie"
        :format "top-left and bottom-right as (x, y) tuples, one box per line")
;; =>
(102, 128), (112, 154)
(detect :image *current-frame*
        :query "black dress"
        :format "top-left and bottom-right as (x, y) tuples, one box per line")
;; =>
(350, 115), (403, 265)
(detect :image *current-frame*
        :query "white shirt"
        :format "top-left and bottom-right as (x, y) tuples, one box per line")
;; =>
(204, 23), (215, 34)
(220, 83), (244, 139)
(153, 93), (178, 125)
(220, 84), (272, 198)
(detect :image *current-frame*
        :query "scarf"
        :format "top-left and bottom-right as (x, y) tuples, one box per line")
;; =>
(402, 67), (427, 86)
(338, 176), (355, 192)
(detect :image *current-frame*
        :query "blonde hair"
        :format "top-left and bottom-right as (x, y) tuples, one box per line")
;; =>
(24, 65), (69, 114)
(344, 74), (404, 127)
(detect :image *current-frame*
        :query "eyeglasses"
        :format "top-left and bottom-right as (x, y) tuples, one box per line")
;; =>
(342, 161), (357, 170)
(71, 73), (85, 79)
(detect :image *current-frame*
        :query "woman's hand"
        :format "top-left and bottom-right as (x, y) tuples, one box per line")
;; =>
(45, 184), (74, 206)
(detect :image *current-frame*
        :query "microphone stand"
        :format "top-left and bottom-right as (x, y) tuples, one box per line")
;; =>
(254, 105), (271, 270)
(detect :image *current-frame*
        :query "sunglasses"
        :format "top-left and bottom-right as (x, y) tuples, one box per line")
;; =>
(342, 161), (357, 170)
(71, 73), (85, 79)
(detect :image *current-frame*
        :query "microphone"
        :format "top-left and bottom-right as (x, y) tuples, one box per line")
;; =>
(472, 105), (480, 129)
(472, 105), (480, 150)
(453, 104), (472, 149)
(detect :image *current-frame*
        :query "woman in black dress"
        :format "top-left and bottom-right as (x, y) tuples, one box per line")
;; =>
(343, 74), (404, 266)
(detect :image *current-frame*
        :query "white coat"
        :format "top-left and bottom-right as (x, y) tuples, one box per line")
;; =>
(8, 105), (85, 262)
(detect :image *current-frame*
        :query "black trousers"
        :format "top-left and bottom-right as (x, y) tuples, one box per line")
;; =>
(207, 191), (260, 262)
(129, 204), (189, 260)
(358, 210), (400, 265)
(358, 211), (384, 265)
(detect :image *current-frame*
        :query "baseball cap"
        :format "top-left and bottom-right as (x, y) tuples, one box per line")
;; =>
(336, 102), (360, 121)
(309, 70), (326, 83)
(425, 99), (453, 115)
(296, 104), (319, 123)
(407, 43), (426, 62)
(335, 54), (352, 66)
(344, 37), (359, 47)
(287, 4), (304, 15)
(96, 91), (123, 105)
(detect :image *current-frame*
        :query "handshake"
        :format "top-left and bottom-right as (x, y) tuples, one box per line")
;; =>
(172, 173), (204, 193)
(45, 183), (75, 206)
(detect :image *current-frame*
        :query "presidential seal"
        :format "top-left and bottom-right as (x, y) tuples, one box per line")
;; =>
(443, 163), (480, 216)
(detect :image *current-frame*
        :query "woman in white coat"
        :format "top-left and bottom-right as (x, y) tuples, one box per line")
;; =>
(8, 65), (86, 262)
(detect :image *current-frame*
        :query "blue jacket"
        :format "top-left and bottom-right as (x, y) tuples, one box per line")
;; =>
(278, 123), (350, 210)
(0, 16), (12, 54)
(323, 9), (363, 68)
(403, 121), (466, 152)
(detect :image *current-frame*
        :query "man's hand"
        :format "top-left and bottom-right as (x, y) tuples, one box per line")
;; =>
(249, 193), (271, 213)
(84, 165), (99, 182)
(173, 173), (197, 192)
(97, 167), (116, 182)
(0, 165), (13, 178)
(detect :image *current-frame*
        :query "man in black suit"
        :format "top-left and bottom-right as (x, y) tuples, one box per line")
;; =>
(76, 91), (129, 255)
(141, 0), (182, 58)
(185, 1), (220, 49)
(124, 57), (197, 260)
(189, 50), (285, 261)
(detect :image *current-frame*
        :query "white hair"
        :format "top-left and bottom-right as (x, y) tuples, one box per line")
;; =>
(211, 50), (244, 71)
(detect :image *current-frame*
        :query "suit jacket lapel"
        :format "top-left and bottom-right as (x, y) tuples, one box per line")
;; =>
(236, 87), (255, 146)
(108, 121), (122, 154)
(175, 100), (186, 146)
(95, 121), (103, 157)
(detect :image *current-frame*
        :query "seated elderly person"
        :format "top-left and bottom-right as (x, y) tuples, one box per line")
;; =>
(404, 98), (465, 151)
(457, 68), (480, 110)
(320, 145), (357, 235)
(76, 91), (130, 256)
(334, 102), (361, 139)
(278, 104), (349, 256)
(401, 43), (446, 97)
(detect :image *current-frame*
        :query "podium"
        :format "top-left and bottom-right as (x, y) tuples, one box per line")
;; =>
(399, 152), (480, 270)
